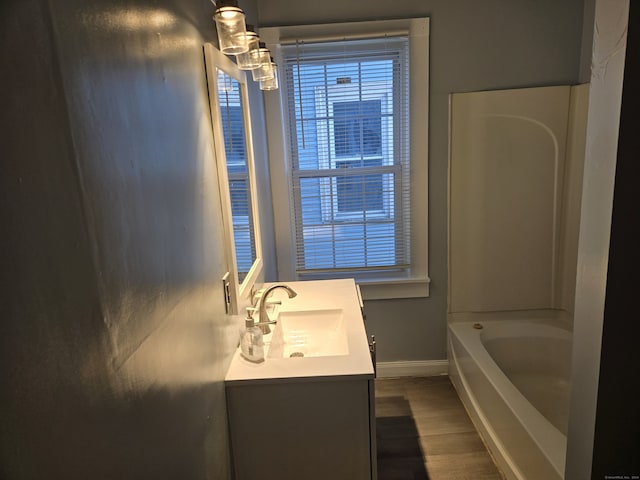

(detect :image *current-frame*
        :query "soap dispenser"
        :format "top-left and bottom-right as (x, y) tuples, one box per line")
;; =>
(240, 307), (264, 363)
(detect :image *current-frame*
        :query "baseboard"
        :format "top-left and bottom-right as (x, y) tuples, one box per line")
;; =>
(376, 360), (448, 378)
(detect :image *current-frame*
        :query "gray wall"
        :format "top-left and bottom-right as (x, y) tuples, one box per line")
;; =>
(1, 0), (236, 478)
(257, 0), (586, 361)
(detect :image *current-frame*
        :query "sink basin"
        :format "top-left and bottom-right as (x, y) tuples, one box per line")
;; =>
(267, 309), (349, 358)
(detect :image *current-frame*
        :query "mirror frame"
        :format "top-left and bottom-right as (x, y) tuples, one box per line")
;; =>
(204, 43), (263, 314)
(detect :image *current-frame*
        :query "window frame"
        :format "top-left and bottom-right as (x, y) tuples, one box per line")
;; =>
(261, 18), (430, 300)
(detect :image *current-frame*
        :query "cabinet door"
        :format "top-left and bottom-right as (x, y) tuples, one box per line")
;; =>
(227, 379), (372, 480)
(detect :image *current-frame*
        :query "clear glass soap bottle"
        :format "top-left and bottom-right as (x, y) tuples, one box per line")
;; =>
(240, 307), (264, 363)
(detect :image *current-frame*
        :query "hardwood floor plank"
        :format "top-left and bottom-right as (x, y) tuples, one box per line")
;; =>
(376, 395), (414, 417)
(419, 431), (488, 456)
(378, 435), (424, 458)
(377, 456), (430, 480)
(377, 416), (422, 440)
(376, 376), (504, 480)
(424, 452), (503, 480)
(408, 403), (468, 419)
(414, 412), (477, 437)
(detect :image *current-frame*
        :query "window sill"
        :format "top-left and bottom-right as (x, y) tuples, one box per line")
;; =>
(296, 272), (430, 300)
(357, 277), (430, 300)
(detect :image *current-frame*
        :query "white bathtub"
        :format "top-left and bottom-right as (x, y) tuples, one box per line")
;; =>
(448, 311), (572, 480)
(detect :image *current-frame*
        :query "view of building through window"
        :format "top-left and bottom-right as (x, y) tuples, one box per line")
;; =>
(283, 38), (410, 274)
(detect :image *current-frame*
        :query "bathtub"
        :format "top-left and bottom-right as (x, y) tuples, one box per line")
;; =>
(448, 311), (572, 480)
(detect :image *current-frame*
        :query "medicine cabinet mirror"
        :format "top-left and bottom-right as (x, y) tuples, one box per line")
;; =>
(204, 43), (263, 313)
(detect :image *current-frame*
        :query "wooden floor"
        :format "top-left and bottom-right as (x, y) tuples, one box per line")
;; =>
(375, 376), (504, 480)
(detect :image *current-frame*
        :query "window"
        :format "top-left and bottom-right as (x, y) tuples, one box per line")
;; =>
(262, 19), (429, 299)
(288, 39), (409, 274)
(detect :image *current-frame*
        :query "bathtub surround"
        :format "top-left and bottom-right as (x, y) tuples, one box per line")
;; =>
(449, 85), (587, 318)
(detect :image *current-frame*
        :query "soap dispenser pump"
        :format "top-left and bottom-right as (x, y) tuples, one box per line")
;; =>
(240, 307), (264, 363)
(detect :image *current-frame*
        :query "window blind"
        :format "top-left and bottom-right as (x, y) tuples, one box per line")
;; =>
(281, 37), (410, 275)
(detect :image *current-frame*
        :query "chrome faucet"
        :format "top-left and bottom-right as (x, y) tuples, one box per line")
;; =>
(253, 284), (298, 334)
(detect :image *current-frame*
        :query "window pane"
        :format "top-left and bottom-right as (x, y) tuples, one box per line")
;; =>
(335, 171), (384, 213)
(333, 100), (382, 157)
(299, 177), (324, 225)
(297, 220), (399, 270)
(296, 119), (320, 170)
(229, 178), (249, 216)
(220, 104), (246, 165)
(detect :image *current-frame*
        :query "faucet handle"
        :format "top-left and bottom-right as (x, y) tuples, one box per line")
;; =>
(251, 287), (265, 302)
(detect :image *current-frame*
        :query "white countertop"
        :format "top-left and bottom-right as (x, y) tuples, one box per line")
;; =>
(225, 279), (375, 385)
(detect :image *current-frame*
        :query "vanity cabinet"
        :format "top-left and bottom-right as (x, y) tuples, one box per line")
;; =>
(224, 279), (376, 480)
(226, 376), (376, 480)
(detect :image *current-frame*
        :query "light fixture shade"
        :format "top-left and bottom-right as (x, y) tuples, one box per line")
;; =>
(251, 43), (274, 81)
(260, 61), (279, 90)
(213, 0), (248, 55)
(235, 25), (260, 70)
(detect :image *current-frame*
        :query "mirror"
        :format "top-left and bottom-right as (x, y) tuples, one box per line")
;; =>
(217, 70), (257, 284)
(204, 43), (262, 313)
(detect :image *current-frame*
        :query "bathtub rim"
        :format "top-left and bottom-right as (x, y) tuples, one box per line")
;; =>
(448, 317), (569, 479)
(449, 342), (523, 480)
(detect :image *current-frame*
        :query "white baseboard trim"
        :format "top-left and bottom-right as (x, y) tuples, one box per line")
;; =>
(376, 360), (449, 378)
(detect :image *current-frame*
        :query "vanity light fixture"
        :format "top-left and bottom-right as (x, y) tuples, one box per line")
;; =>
(259, 59), (279, 90)
(235, 25), (261, 70)
(211, 2), (275, 90)
(213, 0), (248, 55)
(251, 42), (275, 82)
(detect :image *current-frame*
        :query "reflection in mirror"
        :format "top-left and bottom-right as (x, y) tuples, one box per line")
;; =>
(204, 43), (263, 314)
(216, 69), (257, 283)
